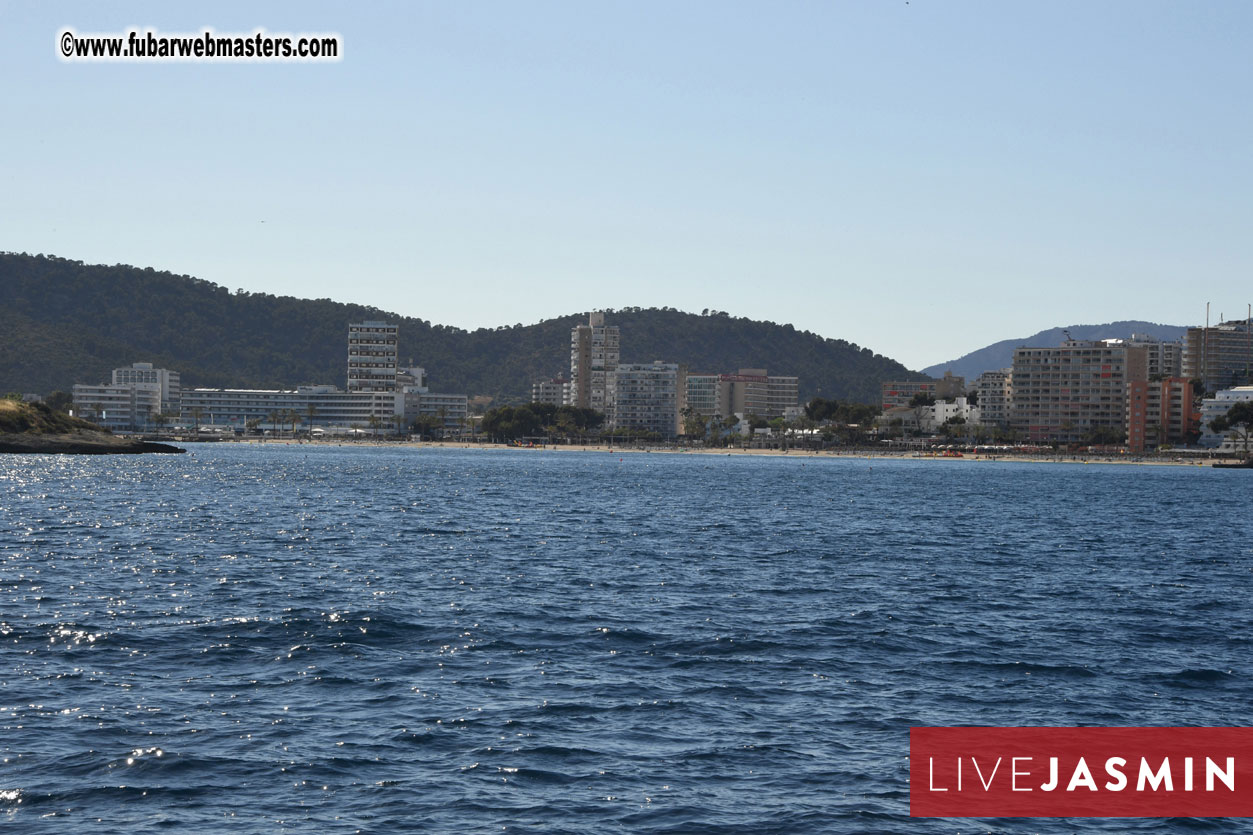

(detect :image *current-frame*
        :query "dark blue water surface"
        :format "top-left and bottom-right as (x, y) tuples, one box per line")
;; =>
(1, 445), (1251, 833)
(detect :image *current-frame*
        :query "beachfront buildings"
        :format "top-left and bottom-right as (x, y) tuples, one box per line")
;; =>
(72, 362), (181, 431)
(1184, 319), (1253, 394)
(612, 361), (680, 438)
(173, 323), (465, 435)
(1010, 340), (1147, 444)
(568, 312), (619, 414)
(684, 369), (799, 420)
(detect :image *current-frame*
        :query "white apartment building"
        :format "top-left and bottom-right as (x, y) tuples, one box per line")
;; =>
(1198, 385), (1253, 448)
(72, 362), (181, 432)
(974, 369), (1011, 428)
(181, 385), (401, 432)
(347, 321), (399, 394)
(612, 361), (679, 438)
(877, 396), (980, 435)
(531, 377), (570, 406)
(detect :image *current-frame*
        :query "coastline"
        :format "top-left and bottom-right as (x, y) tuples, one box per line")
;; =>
(0, 432), (186, 455)
(182, 437), (1223, 467)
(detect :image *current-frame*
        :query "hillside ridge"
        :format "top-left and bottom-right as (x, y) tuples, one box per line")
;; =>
(921, 321), (1190, 380)
(1, 252), (923, 404)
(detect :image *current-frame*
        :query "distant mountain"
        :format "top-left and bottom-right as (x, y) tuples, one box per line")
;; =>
(921, 321), (1189, 380)
(0, 252), (925, 404)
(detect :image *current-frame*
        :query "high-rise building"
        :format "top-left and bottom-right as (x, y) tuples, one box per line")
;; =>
(1126, 377), (1198, 452)
(612, 361), (679, 438)
(1096, 335), (1183, 380)
(1184, 319), (1253, 394)
(568, 312), (619, 415)
(1010, 340), (1147, 444)
(110, 362), (181, 413)
(685, 374), (720, 417)
(974, 369), (1011, 428)
(347, 321), (399, 394)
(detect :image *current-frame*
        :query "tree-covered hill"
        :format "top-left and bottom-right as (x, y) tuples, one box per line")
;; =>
(1, 252), (924, 403)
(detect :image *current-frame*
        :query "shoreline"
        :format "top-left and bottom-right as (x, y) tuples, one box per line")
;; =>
(161, 437), (1230, 467)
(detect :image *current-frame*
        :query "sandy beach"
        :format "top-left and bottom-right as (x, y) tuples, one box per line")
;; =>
(202, 436), (1227, 467)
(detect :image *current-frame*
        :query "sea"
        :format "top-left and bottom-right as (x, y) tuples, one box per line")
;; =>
(1, 444), (1250, 834)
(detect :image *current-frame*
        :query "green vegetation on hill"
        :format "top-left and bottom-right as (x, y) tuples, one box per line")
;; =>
(0, 397), (105, 435)
(0, 252), (924, 404)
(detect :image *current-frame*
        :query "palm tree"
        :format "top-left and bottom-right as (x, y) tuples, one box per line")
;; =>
(304, 403), (317, 436)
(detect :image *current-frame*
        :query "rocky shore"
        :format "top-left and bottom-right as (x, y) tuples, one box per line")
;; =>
(0, 399), (185, 455)
(0, 432), (185, 454)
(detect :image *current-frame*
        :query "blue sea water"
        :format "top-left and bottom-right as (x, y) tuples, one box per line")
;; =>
(0, 444), (1251, 833)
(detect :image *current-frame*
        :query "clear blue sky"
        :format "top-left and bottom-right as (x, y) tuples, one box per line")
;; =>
(4, 1), (1251, 371)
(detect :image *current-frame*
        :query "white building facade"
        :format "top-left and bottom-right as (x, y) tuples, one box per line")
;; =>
(531, 377), (570, 406)
(181, 386), (401, 432)
(347, 321), (399, 394)
(612, 361), (679, 438)
(1199, 385), (1253, 448)
(398, 366), (468, 433)
(72, 362), (181, 432)
(974, 369), (1011, 428)
(682, 369), (799, 420)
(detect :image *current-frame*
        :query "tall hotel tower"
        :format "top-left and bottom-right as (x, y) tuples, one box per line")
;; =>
(569, 312), (619, 415)
(347, 321), (399, 393)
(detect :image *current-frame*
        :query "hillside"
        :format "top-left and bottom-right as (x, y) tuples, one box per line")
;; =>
(0, 398), (183, 454)
(0, 253), (923, 404)
(0, 398), (102, 435)
(921, 321), (1189, 380)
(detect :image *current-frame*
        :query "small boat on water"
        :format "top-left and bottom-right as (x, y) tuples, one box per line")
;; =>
(1212, 459), (1253, 469)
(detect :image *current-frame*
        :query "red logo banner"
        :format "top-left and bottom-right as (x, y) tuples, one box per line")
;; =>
(911, 727), (1253, 817)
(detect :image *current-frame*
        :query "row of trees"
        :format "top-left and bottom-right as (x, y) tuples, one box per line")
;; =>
(1212, 401), (1253, 456)
(480, 403), (604, 442)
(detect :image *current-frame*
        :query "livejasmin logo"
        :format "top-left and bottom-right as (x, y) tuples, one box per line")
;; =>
(910, 727), (1253, 818)
(928, 752), (1234, 793)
